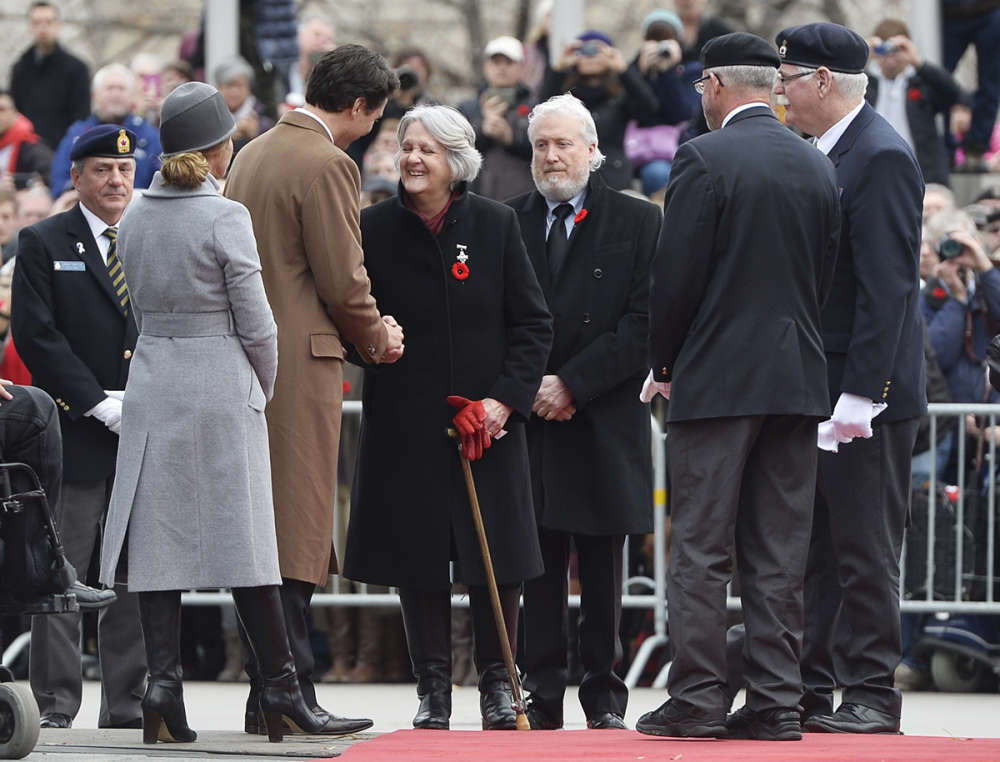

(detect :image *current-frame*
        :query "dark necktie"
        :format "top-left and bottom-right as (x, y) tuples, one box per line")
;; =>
(104, 226), (130, 316)
(547, 203), (574, 282)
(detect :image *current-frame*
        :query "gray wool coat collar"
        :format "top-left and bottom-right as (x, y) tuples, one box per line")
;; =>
(141, 171), (221, 200)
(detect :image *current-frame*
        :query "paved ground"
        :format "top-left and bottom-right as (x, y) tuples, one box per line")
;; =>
(14, 682), (1000, 760)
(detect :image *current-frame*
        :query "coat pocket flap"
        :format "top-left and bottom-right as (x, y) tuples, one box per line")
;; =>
(310, 332), (345, 359)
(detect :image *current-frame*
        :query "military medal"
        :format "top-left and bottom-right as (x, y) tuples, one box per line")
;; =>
(451, 244), (470, 281)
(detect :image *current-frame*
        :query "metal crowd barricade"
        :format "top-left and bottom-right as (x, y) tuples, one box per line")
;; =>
(178, 401), (1000, 692)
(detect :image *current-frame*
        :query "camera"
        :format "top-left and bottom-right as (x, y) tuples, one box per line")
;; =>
(873, 42), (897, 55)
(937, 234), (964, 260)
(396, 65), (419, 91)
(657, 40), (676, 57)
(484, 87), (518, 107)
(578, 43), (602, 57)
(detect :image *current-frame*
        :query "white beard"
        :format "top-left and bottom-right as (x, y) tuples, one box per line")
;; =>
(532, 162), (590, 202)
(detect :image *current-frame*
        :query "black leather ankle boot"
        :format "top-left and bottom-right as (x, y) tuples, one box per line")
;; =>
(470, 583), (521, 731)
(233, 585), (373, 741)
(399, 586), (452, 729)
(138, 590), (197, 743)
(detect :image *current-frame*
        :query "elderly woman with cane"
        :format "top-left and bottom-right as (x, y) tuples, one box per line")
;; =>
(100, 82), (371, 744)
(343, 105), (552, 730)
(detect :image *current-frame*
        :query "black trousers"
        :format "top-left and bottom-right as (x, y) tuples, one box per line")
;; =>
(665, 415), (816, 715)
(802, 417), (919, 718)
(521, 528), (626, 721)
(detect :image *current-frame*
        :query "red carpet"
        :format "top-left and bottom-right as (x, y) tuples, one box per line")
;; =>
(338, 729), (1000, 761)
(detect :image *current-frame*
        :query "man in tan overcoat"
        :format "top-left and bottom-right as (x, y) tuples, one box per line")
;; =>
(225, 44), (404, 733)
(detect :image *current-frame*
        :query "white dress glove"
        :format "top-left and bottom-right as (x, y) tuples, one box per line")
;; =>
(86, 395), (123, 435)
(640, 369), (672, 403)
(831, 392), (876, 442)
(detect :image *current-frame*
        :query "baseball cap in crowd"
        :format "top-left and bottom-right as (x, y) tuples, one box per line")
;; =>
(484, 36), (524, 62)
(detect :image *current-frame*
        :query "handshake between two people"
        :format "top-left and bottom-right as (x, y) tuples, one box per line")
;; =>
(381, 315), (405, 363)
(447, 395), (512, 461)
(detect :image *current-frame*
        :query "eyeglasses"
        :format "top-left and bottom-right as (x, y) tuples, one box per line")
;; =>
(692, 73), (724, 95)
(777, 69), (818, 85)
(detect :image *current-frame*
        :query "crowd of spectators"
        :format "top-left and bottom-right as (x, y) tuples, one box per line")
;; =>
(5, 0), (1000, 696)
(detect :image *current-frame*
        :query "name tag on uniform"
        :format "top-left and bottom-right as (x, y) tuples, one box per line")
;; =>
(53, 261), (86, 271)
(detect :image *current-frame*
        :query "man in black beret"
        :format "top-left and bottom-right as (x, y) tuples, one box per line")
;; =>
(637, 32), (841, 741)
(774, 22), (925, 735)
(12, 121), (146, 730)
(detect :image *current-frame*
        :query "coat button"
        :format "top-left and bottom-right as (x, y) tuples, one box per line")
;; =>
(593, 268), (603, 279)
(583, 312), (591, 324)
(123, 349), (132, 360)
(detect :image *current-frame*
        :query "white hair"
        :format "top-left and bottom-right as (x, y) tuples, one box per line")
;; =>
(705, 64), (777, 91)
(92, 63), (135, 93)
(831, 71), (868, 101)
(396, 105), (482, 185)
(527, 93), (606, 171)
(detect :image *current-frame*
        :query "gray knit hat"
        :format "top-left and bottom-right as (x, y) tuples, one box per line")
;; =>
(159, 82), (237, 157)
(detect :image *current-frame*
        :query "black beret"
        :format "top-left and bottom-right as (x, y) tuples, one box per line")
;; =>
(70, 123), (137, 161)
(701, 32), (780, 70)
(776, 22), (869, 74)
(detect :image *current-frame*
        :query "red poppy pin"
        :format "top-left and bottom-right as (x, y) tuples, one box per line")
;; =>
(452, 244), (470, 281)
(516, 104), (530, 117)
(932, 286), (948, 300)
(907, 88), (922, 101)
(574, 209), (588, 224)
(343, 380), (352, 395)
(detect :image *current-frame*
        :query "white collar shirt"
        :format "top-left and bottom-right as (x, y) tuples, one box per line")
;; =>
(816, 101), (866, 156)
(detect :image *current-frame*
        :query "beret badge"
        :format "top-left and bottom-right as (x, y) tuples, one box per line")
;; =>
(779, 40), (788, 58)
(117, 129), (130, 154)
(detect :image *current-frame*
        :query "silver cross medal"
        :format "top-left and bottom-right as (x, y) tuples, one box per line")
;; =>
(456, 244), (468, 264)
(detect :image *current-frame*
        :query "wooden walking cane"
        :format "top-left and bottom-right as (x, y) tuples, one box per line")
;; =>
(447, 429), (531, 731)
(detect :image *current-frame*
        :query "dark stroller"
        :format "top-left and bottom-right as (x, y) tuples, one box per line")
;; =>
(0, 462), (80, 759)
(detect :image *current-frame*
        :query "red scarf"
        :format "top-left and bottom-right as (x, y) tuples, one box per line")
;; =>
(0, 114), (41, 176)
(403, 191), (458, 235)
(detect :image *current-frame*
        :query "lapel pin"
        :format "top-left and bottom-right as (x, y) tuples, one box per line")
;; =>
(76, 242), (85, 255)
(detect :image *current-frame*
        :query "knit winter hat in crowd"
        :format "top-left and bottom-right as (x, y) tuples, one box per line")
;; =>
(641, 10), (684, 40)
(776, 22), (870, 74)
(577, 30), (614, 47)
(701, 32), (781, 70)
(159, 82), (237, 157)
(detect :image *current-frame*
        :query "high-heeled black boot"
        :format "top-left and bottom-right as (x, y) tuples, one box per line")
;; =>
(138, 590), (197, 743)
(471, 584), (521, 730)
(399, 587), (452, 729)
(232, 585), (373, 742)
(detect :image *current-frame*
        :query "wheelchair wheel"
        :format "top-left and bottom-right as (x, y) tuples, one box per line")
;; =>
(0, 683), (39, 759)
(930, 649), (988, 693)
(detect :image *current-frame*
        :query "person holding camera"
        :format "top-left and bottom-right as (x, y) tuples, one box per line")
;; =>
(923, 211), (1000, 409)
(865, 18), (968, 186)
(626, 11), (703, 195)
(458, 37), (536, 201)
(540, 31), (659, 191)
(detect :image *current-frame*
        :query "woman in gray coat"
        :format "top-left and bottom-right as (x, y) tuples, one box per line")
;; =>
(100, 82), (369, 745)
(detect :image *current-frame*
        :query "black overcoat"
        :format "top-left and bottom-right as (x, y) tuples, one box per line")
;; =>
(11, 203), (138, 481)
(507, 176), (659, 535)
(821, 104), (927, 422)
(342, 187), (553, 591)
(649, 106), (841, 421)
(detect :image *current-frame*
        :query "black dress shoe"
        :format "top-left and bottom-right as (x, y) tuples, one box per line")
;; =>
(803, 702), (901, 734)
(69, 581), (117, 610)
(525, 700), (562, 730)
(480, 683), (517, 730)
(40, 713), (72, 729)
(726, 706), (802, 741)
(587, 712), (627, 730)
(636, 699), (726, 738)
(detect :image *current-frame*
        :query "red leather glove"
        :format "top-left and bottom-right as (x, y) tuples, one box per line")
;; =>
(446, 395), (491, 461)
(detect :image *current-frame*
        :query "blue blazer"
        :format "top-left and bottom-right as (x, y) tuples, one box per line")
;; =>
(822, 102), (926, 422)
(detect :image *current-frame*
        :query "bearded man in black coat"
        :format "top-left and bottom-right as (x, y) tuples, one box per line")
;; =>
(507, 93), (660, 731)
